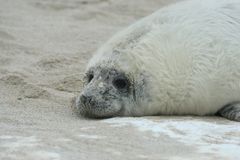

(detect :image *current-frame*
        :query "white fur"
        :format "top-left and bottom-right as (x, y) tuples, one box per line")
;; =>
(88, 0), (240, 116)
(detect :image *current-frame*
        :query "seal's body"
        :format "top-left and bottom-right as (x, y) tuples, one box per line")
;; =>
(75, 0), (240, 121)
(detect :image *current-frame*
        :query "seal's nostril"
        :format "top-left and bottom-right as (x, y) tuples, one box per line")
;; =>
(80, 95), (87, 105)
(80, 94), (93, 106)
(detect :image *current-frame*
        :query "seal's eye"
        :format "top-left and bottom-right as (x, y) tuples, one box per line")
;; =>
(113, 76), (129, 90)
(88, 74), (94, 83)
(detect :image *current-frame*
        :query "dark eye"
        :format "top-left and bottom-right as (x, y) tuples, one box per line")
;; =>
(113, 76), (129, 90)
(88, 74), (94, 83)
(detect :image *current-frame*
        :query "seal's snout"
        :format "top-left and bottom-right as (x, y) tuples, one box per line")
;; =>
(80, 94), (95, 107)
(80, 94), (88, 105)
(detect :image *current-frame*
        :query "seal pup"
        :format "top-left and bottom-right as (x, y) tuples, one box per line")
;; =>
(74, 0), (240, 121)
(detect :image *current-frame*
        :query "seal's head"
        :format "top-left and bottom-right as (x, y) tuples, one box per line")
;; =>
(75, 26), (152, 118)
(75, 42), (150, 118)
(76, 66), (135, 118)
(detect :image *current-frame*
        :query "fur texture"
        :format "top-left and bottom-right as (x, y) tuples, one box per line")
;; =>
(78, 0), (240, 118)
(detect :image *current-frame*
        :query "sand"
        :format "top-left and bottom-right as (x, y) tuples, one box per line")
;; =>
(0, 0), (239, 159)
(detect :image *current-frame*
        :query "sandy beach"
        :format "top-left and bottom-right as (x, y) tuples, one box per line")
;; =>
(0, 0), (239, 159)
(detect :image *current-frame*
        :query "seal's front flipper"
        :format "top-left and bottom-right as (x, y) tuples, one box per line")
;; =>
(217, 103), (240, 122)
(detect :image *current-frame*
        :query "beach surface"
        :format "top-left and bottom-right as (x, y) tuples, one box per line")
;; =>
(0, 0), (239, 159)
